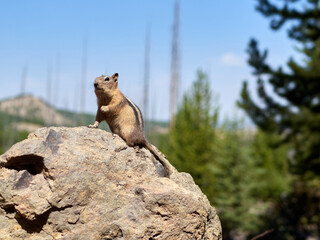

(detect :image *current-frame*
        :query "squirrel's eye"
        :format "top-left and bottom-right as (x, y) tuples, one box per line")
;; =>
(104, 77), (110, 81)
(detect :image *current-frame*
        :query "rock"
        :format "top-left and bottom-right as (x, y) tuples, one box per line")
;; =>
(0, 127), (222, 240)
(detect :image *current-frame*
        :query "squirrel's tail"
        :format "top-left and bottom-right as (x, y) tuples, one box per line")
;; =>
(143, 141), (174, 177)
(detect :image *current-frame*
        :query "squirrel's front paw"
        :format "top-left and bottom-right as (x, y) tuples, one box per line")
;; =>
(101, 106), (110, 112)
(88, 121), (99, 128)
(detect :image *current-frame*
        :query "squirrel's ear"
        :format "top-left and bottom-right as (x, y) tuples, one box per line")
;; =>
(112, 73), (119, 81)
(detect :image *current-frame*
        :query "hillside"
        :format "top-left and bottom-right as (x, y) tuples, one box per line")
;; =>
(0, 95), (73, 126)
(0, 95), (97, 130)
(0, 94), (169, 154)
(0, 95), (96, 154)
(0, 94), (168, 131)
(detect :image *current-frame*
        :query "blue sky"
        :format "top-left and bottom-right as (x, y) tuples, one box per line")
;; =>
(0, 0), (298, 121)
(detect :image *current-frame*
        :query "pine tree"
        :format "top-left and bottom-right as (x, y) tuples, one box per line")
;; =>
(238, 0), (320, 237)
(167, 69), (291, 238)
(212, 118), (262, 237)
(212, 118), (290, 238)
(239, 0), (320, 177)
(168, 70), (219, 199)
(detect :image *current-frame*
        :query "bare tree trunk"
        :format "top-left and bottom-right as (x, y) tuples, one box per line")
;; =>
(80, 36), (88, 125)
(20, 63), (28, 96)
(170, 0), (180, 129)
(143, 22), (151, 135)
(46, 61), (52, 126)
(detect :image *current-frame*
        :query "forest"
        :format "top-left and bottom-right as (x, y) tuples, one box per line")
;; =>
(161, 1), (320, 239)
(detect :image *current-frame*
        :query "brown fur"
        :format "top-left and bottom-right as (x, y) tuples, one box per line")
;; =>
(88, 73), (172, 177)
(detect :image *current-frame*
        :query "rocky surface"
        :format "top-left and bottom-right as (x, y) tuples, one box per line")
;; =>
(0, 126), (222, 240)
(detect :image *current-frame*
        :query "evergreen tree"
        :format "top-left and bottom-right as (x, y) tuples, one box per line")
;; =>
(212, 118), (262, 238)
(238, 0), (320, 238)
(166, 70), (287, 237)
(166, 68), (291, 238)
(239, 0), (320, 177)
(168, 70), (219, 199)
(212, 118), (290, 239)
(249, 131), (290, 200)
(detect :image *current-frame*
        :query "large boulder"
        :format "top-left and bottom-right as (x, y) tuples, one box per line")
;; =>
(0, 127), (222, 240)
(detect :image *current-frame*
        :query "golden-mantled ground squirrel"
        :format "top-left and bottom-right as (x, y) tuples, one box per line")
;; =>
(88, 73), (173, 177)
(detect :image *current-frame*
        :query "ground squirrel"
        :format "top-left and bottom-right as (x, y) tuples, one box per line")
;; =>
(88, 73), (172, 177)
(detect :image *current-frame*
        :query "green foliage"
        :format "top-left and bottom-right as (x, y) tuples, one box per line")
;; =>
(0, 105), (100, 154)
(146, 121), (170, 149)
(212, 119), (290, 237)
(256, 0), (320, 42)
(0, 111), (29, 154)
(212, 118), (264, 234)
(238, 0), (320, 238)
(249, 131), (290, 200)
(58, 109), (97, 127)
(163, 70), (291, 238)
(167, 70), (219, 199)
(240, 0), (320, 176)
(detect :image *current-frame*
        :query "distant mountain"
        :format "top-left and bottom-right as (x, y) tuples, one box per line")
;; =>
(0, 95), (98, 132)
(0, 95), (73, 125)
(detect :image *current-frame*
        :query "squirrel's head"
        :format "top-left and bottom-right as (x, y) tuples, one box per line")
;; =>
(93, 73), (119, 96)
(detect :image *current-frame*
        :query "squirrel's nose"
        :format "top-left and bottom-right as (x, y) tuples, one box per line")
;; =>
(94, 83), (98, 88)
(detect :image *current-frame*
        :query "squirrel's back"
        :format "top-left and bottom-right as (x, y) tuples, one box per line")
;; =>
(107, 94), (145, 147)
